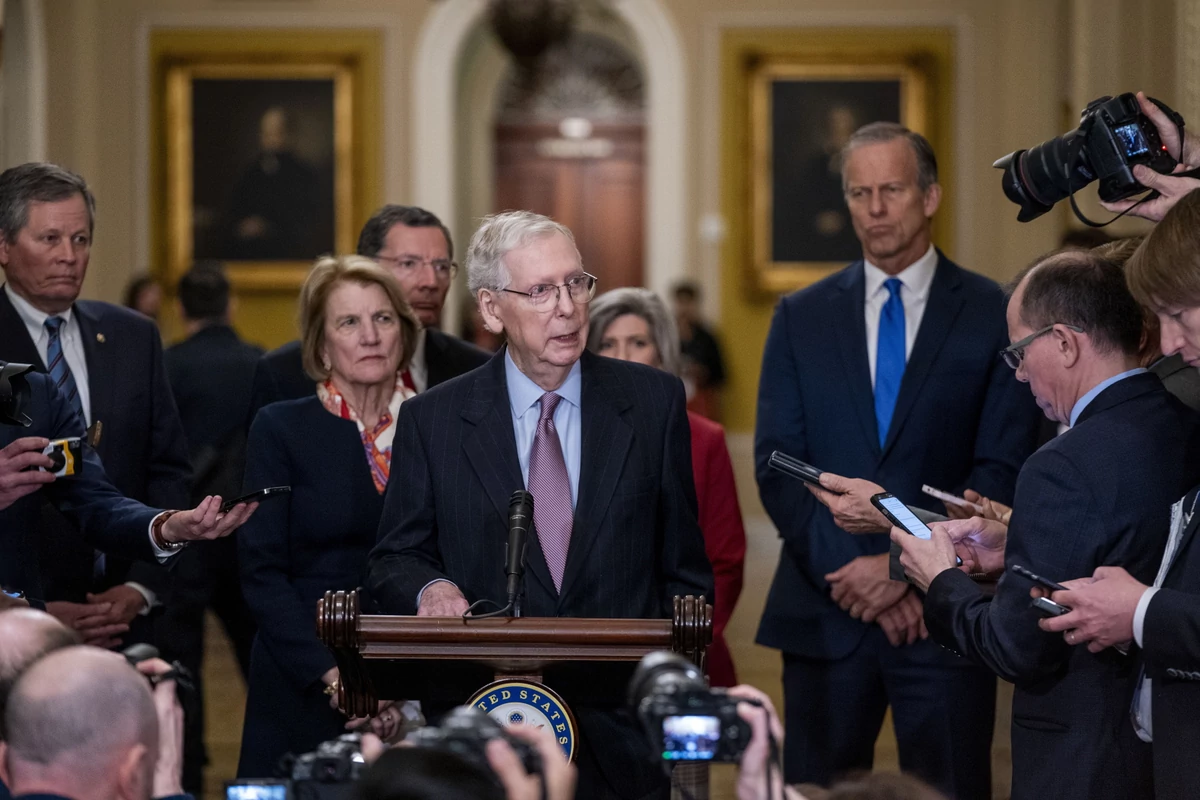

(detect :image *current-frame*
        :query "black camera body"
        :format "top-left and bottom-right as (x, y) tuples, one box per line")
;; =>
(289, 733), (364, 800)
(406, 706), (541, 784)
(628, 651), (752, 764)
(996, 92), (1183, 221)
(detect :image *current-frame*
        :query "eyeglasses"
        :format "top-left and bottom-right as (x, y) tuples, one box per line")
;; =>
(999, 323), (1084, 369)
(375, 255), (459, 281)
(500, 273), (598, 309)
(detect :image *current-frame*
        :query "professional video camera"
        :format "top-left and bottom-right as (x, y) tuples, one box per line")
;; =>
(994, 92), (1184, 222)
(628, 651), (752, 763)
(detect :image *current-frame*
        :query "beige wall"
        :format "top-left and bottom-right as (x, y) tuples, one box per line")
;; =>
(27, 0), (1178, 424)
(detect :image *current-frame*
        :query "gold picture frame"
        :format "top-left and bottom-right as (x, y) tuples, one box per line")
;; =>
(723, 29), (954, 296)
(150, 30), (381, 293)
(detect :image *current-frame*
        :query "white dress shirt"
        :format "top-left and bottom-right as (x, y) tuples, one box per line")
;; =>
(5, 283), (93, 425)
(863, 244), (939, 384)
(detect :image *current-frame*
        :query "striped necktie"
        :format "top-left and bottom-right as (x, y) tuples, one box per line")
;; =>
(44, 316), (84, 420)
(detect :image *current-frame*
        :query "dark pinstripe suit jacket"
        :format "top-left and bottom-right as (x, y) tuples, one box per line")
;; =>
(367, 348), (712, 617)
(366, 349), (712, 800)
(925, 372), (1200, 800)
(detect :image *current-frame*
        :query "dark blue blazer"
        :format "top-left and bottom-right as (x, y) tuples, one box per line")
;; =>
(0, 291), (191, 601)
(925, 373), (1200, 800)
(754, 253), (1041, 659)
(366, 349), (712, 799)
(0, 371), (159, 600)
(1137, 484), (1200, 800)
(236, 397), (387, 777)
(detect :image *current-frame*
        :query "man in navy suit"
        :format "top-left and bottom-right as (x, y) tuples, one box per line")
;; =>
(892, 250), (1200, 800)
(248, 205), (489, 419)
(367, 211), (712, 800)
(754, 122), (1041, 798)
(0, 162), (192, 650)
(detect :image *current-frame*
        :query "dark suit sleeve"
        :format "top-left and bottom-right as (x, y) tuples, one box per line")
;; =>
(238, 409), (336, 689)
(754, 299), (859, 587)
(658, 378), (714, 609)
(366, 401), (447, 614)
(961, 315), (1040, 505)
(1142, 588), (1200, 670)
(924, 449), (1093, 683)
(38, 380), (159, 563)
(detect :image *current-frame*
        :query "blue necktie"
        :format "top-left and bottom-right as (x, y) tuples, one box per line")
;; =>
(44, 316), (84, 421)
(874, 278), (906, 445)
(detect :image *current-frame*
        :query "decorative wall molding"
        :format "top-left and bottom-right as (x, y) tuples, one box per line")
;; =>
(1, 0), (48, 166)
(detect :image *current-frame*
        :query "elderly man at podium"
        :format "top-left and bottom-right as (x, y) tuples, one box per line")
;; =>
(366, 210), (713, 800)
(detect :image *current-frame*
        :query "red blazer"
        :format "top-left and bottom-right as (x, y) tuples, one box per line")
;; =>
(688, 411), (747, 687)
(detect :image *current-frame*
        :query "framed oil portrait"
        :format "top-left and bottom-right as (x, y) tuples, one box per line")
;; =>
(150, 30), (381, 292)
(723, 29), (954, 295)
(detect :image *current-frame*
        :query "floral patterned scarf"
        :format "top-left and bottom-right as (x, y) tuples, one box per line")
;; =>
(317, 373), (415, 494)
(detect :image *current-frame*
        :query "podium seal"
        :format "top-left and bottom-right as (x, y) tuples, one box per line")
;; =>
(468, 680), (577, 761)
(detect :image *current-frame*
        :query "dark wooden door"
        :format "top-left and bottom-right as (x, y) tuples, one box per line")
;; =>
(495, 122), (645, 289)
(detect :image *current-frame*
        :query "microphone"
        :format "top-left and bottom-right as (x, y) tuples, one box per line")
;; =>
(505, 490), (534, 615)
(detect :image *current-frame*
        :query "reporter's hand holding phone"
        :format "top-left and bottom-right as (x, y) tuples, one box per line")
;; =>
(1035, 566), (1148, 651)
(889, 524), (961, 593)
(937, 517), (1009, 576)
(807, 472), (891, 534)
(159, 495), (259, 545)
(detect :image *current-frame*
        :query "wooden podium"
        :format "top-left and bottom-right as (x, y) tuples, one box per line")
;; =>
(316, 589), (713, 719)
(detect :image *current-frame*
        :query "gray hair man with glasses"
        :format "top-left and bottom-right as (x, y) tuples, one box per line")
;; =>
(890, 248), (1200, 800)
(248, 204), (489, 416)
(367, 210), (712, 800)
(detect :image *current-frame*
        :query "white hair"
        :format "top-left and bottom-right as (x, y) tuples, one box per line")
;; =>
(465, 210), (580, 294)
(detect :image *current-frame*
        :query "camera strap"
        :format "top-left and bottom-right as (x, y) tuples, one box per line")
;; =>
(1068, 165), (1200, 228)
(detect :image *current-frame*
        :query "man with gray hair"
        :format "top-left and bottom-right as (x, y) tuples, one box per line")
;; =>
(755, 122), (1041, 797)
(367, 210), (712, 799)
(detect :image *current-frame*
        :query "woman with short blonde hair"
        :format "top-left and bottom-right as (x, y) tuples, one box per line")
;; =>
(238, 254), (421, 777)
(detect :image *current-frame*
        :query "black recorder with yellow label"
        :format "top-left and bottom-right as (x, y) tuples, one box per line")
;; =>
(41, 437), (83, 477)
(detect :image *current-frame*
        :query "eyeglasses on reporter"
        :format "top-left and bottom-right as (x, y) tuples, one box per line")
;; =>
(999, 323), (1085, 369)
(375, 254), (459, 280)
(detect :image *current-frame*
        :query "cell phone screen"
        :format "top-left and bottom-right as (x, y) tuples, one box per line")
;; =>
(661, 715), (720, 761)
(877, 496), (933, 540)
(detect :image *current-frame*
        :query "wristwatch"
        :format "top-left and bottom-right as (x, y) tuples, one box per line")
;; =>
(151, 511), (187, 552)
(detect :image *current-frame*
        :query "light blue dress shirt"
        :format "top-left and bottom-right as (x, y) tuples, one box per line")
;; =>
(505, 349), (582, 509)
(1068, 368), (1148, 428)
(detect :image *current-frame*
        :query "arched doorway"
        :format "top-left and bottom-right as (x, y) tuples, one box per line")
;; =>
(493, 30), (646, 289)
(412, 0), (687, 334)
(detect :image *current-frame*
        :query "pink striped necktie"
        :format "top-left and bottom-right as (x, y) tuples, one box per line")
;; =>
(528, 392), (572, 592)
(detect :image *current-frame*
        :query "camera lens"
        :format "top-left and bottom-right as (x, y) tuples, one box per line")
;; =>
(995, 129), (1091, 222)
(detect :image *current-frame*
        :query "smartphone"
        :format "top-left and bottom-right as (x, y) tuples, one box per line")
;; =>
(225, 780), (290, 800)
(220, 486), (291, 513)
(921, 484), (982, 513)
(870, 493), (934, 540)
(768, 451), (842, 494)
(1031, 596), (1071, 617)
(1009, 564), (1068, 593)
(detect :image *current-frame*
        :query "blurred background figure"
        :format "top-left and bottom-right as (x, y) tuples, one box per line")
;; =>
(672, 280), (727, 422)
(237, 255), (418, 777)
(163, 263), (264, 792)
(124, 274), (163, 325)
(588, 286), (745, 688)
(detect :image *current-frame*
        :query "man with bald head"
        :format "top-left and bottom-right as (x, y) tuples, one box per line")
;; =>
(891, 249), (1200, 800)
(0, 647), (167, 800)
(0, 610), (79, 742)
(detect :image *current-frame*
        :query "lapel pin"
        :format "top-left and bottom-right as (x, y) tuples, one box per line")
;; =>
(96, 333), (105, 344)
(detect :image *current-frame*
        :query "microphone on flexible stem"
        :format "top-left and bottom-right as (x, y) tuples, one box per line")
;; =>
(506, 490), (534, 617)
